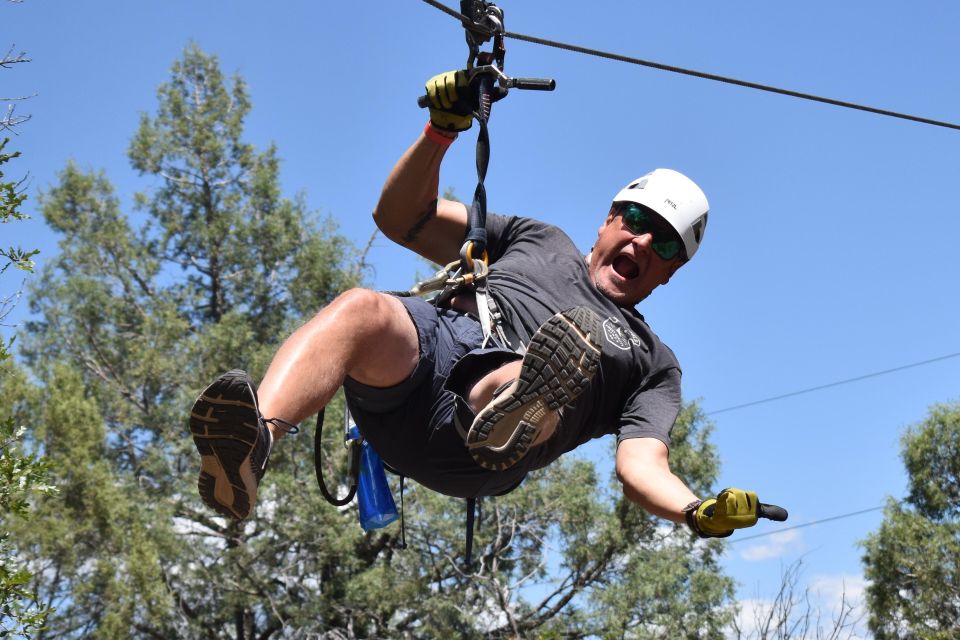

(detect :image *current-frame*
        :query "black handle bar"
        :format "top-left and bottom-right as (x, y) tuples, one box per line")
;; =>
(759, 503), (789, 521)
(417, 76), (555, 109)
(509, 77), (556, 91)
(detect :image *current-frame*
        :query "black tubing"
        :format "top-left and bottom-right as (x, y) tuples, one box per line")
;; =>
(314, 407), (359, 507)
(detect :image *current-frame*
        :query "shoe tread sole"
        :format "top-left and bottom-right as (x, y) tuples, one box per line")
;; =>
(467, 307), (602, 471)
(189, 370), (263, 520)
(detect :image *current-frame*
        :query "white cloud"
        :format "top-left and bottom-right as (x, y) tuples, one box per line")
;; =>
(809, 573), (867, 604)
(809, 573), (869, 634)
(738, 529), (802, 562)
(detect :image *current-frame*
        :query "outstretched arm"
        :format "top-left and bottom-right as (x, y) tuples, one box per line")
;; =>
(373, 127), (469, 266)
(616, 437), (789, 537)
(616, 437), (697, 523)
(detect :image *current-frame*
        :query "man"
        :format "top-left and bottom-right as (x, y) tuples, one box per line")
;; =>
(190, 70), (778, 539)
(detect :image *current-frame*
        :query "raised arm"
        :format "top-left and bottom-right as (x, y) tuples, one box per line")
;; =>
(372, 126), (469, 266)
(374, 70), (485, 266)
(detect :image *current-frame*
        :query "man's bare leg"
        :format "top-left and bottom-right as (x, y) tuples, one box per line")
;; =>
(190, 288), (420, 519)
(466, 361), (558, 448)
(257, 289), (420, 440)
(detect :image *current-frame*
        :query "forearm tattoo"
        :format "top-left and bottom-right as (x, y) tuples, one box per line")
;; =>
(403, 199), (438, 244)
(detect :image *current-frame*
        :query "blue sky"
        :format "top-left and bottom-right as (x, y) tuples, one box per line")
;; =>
(4, 1), (959, 631)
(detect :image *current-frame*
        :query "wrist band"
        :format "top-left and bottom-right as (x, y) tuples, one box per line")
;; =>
(424, 122), (457, 146)
(683, 500), (705, 538)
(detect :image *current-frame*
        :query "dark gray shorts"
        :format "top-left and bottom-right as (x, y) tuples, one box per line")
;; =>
(343, 295), (526, 498)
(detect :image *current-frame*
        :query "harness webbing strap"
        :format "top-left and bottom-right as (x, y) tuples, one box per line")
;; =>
(460, 74), (494, 270)
(464, 114), (490, 252)
(465, 496), (477, 570)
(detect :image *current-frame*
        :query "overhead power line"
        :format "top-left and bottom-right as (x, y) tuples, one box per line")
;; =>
(729, 505), (885, 544)
(420, 0), (960, 132)
(707, 351), (960, 416)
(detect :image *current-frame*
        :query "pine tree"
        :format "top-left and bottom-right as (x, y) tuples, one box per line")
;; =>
(11, 44), (359, 638)
(861, 401), (960, 639)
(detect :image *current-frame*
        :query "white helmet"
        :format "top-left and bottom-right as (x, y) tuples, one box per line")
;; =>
(612, 168), (710, 260)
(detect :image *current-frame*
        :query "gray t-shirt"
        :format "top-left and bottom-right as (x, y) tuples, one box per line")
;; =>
(484, 213), (682, 470)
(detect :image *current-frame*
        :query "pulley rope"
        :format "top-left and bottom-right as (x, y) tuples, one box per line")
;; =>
(420, 0), (960, 132)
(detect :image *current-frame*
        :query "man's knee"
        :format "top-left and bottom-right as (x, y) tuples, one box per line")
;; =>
(330, 289), (419, 386)
(330, 288), (392, 327)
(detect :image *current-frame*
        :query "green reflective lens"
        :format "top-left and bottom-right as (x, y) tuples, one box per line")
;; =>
(652, 240), (681, 260)
(619, 203), (683, 260)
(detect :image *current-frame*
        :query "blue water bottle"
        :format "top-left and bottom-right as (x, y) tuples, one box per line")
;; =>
(348, 424), (399, 531)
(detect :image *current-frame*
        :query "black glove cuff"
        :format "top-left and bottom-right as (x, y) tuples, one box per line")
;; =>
(683, 499), (706, 537)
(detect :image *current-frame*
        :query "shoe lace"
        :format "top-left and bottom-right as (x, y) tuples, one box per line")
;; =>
(263, 416), (300, 435)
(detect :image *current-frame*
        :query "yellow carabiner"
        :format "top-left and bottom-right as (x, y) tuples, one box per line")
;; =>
(464, 241), (489, 271)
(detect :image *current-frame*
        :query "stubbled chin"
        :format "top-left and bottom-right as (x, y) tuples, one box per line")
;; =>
(594, 275), (632, 305)
(594, 269), (649, 306)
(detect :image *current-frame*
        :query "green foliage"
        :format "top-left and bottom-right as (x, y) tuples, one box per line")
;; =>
(0, 139), (28, 222)
(2, 19), (52, 632)
(9, 43), (735, 638)
(901, 403), (960, 520)
(861, 401), (960, 639)
(1, 139), (39, 275)
(0, 412), (55, 638)
(1, 139), (36, 358)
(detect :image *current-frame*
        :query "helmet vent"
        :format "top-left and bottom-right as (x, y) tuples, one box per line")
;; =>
(629, 179), (648, 190)
(692, 213), (708, 244)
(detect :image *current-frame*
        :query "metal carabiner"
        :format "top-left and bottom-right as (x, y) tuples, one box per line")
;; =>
(460, 240), (489, 274)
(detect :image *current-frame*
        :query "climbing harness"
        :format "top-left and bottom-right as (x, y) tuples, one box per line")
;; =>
(315, 0), (555, 570)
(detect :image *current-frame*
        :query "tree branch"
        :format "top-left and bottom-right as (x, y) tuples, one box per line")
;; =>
(0, 44), (30, 68)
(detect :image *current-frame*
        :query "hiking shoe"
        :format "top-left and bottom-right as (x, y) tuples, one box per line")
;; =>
(189, 370), (295, 520)
(465, 306), (603, 471)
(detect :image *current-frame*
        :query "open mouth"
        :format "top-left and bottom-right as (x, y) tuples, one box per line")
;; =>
(612, 255), (639, 280)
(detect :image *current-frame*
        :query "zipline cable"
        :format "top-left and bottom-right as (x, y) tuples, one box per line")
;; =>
(420, 0), (960, 132)
(728, 505), (886, 544)
(707, 351), (960, 416)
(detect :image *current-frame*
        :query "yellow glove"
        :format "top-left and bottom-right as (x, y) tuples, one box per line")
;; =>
(425, 70), (475, 132)
(685, 488), (773, 538)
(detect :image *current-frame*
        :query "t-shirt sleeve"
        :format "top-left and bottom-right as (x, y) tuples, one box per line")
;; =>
(616, 366), (682, 448)
(484, 213), (541, 264)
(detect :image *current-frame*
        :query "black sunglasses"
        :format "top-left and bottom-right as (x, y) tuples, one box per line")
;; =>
(617, 202), (685, 261)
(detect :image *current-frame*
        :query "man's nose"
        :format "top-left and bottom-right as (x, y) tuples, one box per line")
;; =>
(632, 232), (654, 252)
